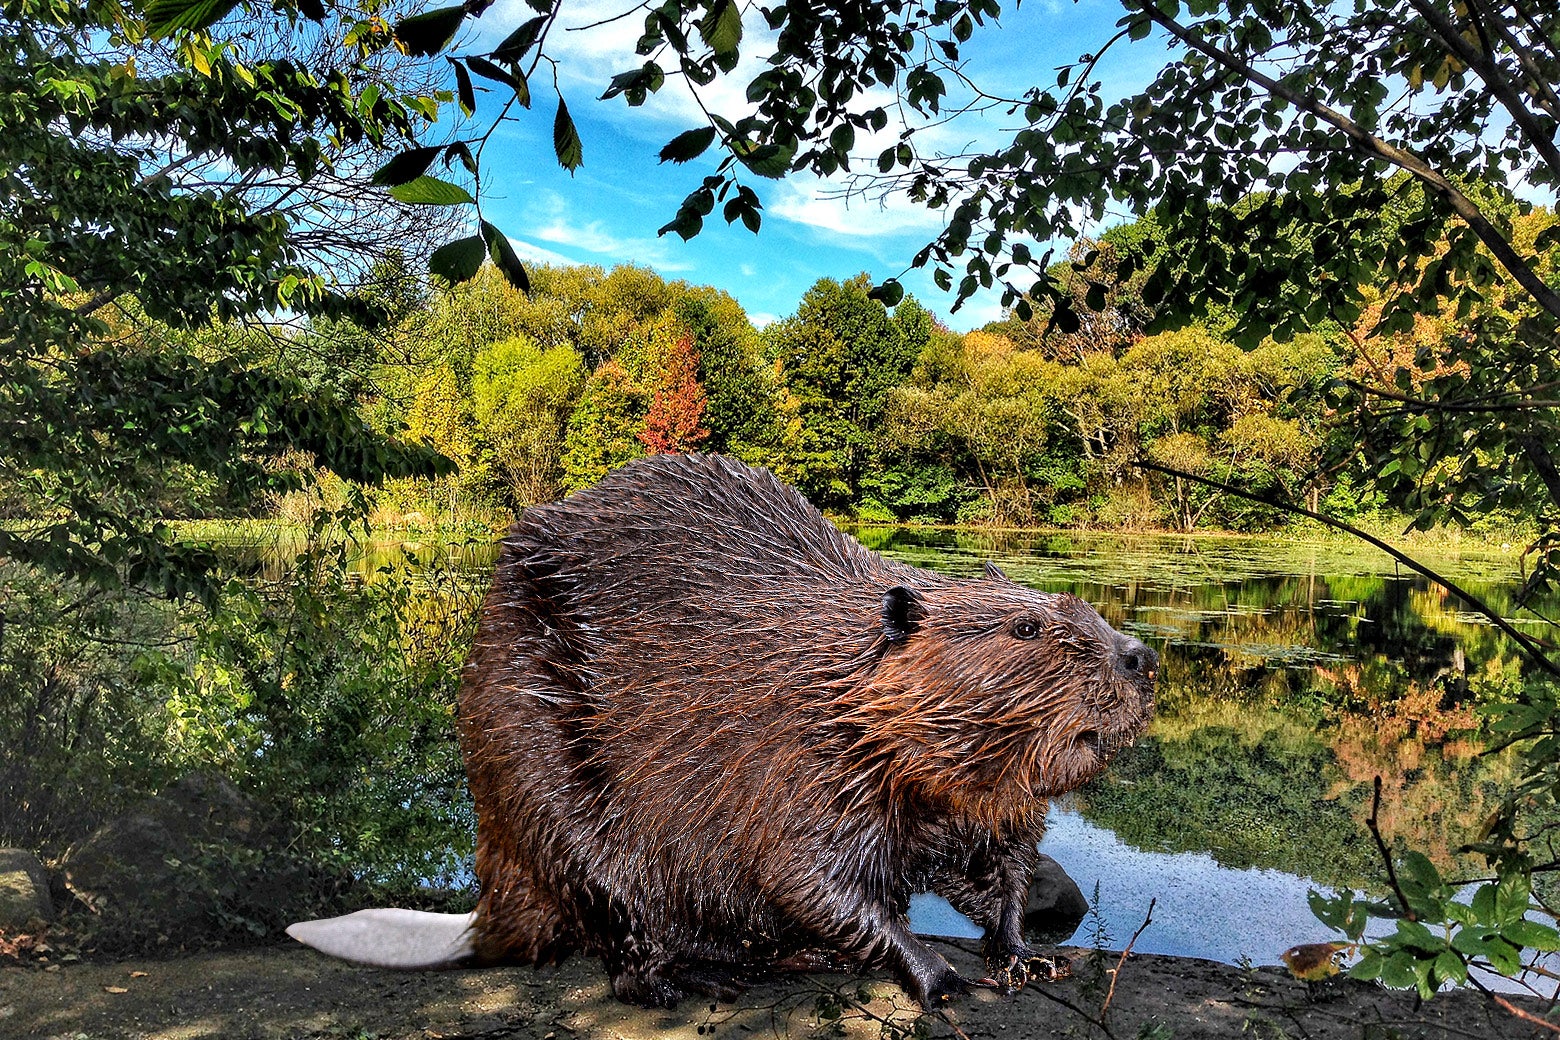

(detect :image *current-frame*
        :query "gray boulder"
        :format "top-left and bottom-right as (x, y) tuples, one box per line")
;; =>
(1024, 854), (1089, 944)
(0, 848), (53, 929)
(60, 772), (315, 947)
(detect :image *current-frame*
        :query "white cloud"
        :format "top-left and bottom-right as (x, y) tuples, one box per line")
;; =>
(768, 179), (946, 240)
(506, 236), (581, 268)
(477, 0), (776, 134)
(528, 191), (693, 270)
(748, 311), (779, 328)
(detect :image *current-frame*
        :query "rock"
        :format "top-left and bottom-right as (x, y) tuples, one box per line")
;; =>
(1024, 854), (1089, 944)
(60, 772), (318, 949)
(0, 848), (53, 929)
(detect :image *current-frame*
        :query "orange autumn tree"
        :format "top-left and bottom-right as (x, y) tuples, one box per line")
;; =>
(638, 335), (710, 455)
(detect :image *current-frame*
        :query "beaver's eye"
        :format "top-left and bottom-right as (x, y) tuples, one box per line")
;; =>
(1013, 620), (1039, 640)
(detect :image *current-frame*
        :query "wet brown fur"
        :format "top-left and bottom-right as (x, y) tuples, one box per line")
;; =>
(457, 454), (1156, 1008)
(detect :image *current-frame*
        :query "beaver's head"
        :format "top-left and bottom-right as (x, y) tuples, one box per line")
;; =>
(851, 562), (1156, 828)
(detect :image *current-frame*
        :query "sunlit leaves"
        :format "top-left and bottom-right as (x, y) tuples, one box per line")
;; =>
(388, 176), (473, 205)
(699, 0), (742, 56)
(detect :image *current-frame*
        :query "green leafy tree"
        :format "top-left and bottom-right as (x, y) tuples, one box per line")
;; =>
(470, 336), (586, 506)
(765, 275), (928, 508)
(561, 360), (647, 492)
(2, 0), (458, 595)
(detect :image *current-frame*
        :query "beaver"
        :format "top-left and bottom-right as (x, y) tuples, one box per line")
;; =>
(288, 453), (1157, 1009)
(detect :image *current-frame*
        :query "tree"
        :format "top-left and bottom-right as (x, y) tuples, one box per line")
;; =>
(469, 336), (586, 506)
(561, 360), (648, 492)
(765, 276), (928, 507)
(638, 335), (711, 455)
(3, 0), (452, 596)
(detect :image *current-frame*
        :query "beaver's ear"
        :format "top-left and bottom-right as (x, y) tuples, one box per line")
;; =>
(881, 585), (925, 643)
(984, 561), (1009, 581)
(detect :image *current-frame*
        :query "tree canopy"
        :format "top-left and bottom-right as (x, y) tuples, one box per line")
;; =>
(2, 0), (452, 595)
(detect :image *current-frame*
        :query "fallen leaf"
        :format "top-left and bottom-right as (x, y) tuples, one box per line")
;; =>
(104, 986), (128, 994)
(1280, 942), (1348, 982)
(129, 971), (148, 978)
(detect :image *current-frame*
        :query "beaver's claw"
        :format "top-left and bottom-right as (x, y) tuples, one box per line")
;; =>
(986, 953), (1029, 994)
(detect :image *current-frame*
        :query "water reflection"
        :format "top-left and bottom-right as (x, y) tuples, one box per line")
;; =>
(912, 807), (1358, 965)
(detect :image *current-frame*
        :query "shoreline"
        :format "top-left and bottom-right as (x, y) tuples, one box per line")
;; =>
(5, 939), (1551, 1040)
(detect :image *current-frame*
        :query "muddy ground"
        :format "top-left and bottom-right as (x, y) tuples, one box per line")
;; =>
(3, 938), (1552, 1040)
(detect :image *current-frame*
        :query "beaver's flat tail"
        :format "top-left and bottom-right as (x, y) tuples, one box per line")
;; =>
(286, 909), (478, 969)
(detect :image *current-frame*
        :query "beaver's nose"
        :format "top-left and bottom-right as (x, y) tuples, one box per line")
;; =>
(1114, 634), (1158, 682)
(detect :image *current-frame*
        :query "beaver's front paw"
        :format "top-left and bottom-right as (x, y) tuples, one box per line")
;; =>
(983, 936), (1032, 994)
(611, 965), (687, 1008)
(909, 961), (972, 1009)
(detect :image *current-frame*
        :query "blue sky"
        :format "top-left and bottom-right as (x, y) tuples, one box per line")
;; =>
(448, 0), (1165, 330)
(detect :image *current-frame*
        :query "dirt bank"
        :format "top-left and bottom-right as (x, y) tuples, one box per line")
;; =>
(3, 939), (1551, 1040)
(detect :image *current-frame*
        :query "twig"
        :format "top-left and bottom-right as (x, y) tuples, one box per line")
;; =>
(1100, 898), (1154, 1018)
(1025, 979), (1116, 1039)
(1490, 993), (1560, 1035)
(1470, 976), (1560, 1035)
(933, 1008), (973, 1040)
(1367, 776), (1417, 921)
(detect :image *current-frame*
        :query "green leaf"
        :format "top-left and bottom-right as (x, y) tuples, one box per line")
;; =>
(388, 176), (474, 205)
(1401, 851), (1443, 892)
(868, 279), (905, 306)
(1503, 919), (1560, 952)
(428, 235), (486, 283)
(394, 6), (466, 57)
(1348, 949), (1383, 981)
(700, 0), (743, 55)
(493, 15), (548, 61)
(481, 221), (531, 292)
(1496, 871), (1533, 924)
(1378, 952), (1419, 989)
(1471, 883), (1496, 923)
(553, 98), (583, 171)
(450, 60), (475, 116)
(145, 0), (239, 36)
(1432, 949), (1467, 986)
(370, 146), (444, 187)
(659, 126), (718, 164)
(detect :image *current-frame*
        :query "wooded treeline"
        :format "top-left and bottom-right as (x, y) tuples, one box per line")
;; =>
(255, 206), (1551, 540)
